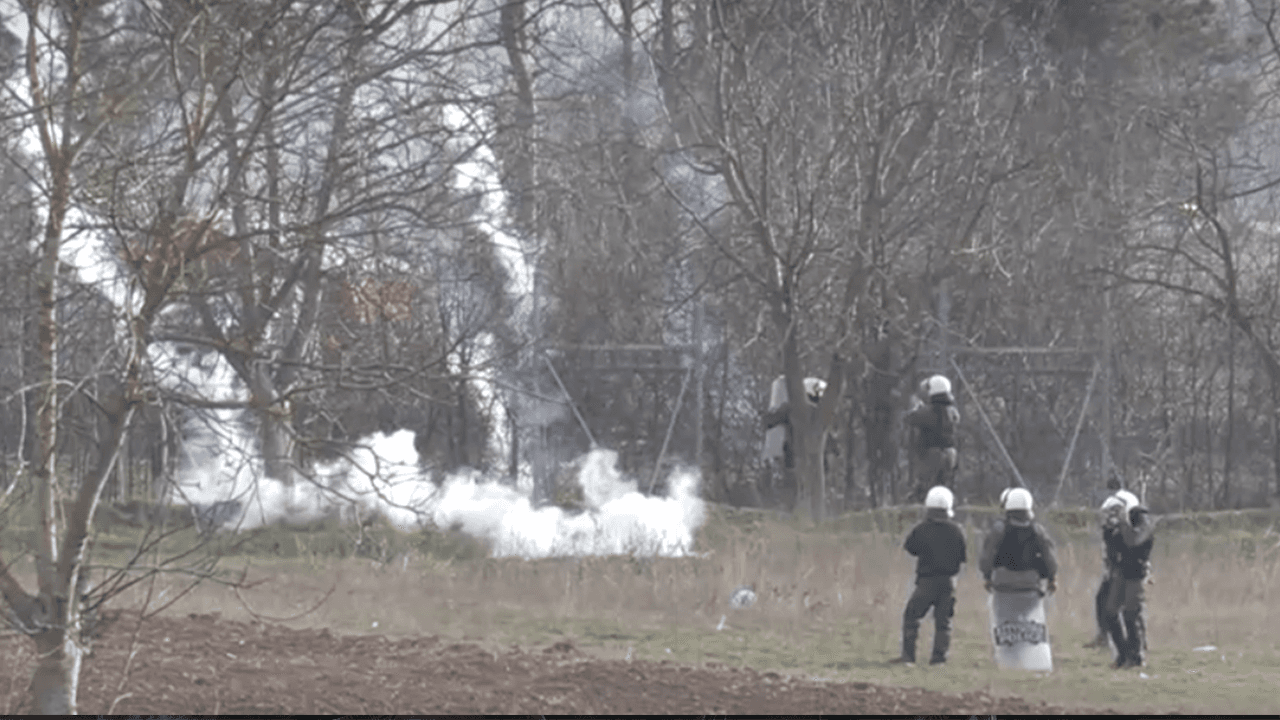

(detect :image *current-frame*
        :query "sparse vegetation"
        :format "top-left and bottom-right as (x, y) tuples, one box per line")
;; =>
(5, 503), (1265, 714)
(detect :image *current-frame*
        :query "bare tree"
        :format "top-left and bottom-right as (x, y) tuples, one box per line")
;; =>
(1087, 0), (1277, 505)
(144, 0), (509, 493)
(0, 1), (195, 711)
(0, 0), (409, 709)
(649, 0), (1035, 516)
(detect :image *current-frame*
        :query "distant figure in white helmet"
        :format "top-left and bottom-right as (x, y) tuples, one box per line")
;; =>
(1100, 489), (1156, 669)
(762, 375), (828, 508)
(890, 486), (967, 666)
(1085, 478), (1140, 649)
(905, 375), (960, 502)
(762, 376), (827, 468)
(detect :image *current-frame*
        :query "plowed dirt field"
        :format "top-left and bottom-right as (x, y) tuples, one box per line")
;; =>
(3, 611), (1118, 715)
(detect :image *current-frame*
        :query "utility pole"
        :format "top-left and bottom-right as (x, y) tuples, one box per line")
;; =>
(1100, 285), (1115, 487)
(693, 301), (705, 468)
(938, 277), (952, 373)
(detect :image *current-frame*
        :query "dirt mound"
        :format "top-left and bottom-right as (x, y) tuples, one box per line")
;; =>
(13, 612), (1113, 715)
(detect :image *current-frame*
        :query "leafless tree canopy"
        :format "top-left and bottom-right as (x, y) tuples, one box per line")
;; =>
(3, 0), (1280, 711)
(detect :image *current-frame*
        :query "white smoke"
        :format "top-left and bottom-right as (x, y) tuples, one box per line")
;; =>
(163, 21), (710, 559)
(176, 424), (705, 559)
(427, 448), (704, 558)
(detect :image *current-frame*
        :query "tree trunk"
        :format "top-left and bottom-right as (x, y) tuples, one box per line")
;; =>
(843, 378), (859, 512)
(8, 388), (136, 714)
(27, 627), (82, 715)
(11, 5), (84, 710)
(500, 0), (537, 230)
(28, 15), (74, 703)
(249, 361), (295, 485)
(779, 322), (846, 522)
(499, 0), (543, 497)
(247, 22), (364, 486)
(33, 169), (66, 626)
(1273, 377), (1280, 505)
(454, 374), (470, 468)
(862, 324), (896, 507)
(1224, 325), (1234, 508)
(260, 411), (296, 485)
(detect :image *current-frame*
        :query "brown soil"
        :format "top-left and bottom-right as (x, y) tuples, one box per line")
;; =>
(9, 612), (1116, 715)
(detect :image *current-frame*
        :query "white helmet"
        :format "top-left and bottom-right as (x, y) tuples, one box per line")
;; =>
(1115, 489), (1140, 511)
(925, 485), (955, 517)
(1100, 494), (1126, 512)
(925, 374), (951, 398)
(803, 377), (827, 403)
(1101, 490), (1138, 512)
(1002, 487), (1033, 511)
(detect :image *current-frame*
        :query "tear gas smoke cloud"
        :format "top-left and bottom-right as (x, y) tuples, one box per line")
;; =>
(427, 448), (704, 558)
(168, 92), (708, 559)
(176, 425), (705, 559)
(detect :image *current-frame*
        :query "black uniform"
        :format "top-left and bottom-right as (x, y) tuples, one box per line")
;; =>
(1090, 481), (1127, 647)
(1092, 523), (1125, 642)
(1104, 507), (1155, 668)
(905, 398), (959, 501)
(900, 509), (968, 664)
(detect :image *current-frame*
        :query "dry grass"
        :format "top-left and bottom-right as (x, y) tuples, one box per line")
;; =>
(4, 504), (1280, 713)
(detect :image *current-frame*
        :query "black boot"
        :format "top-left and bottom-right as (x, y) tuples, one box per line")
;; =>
(899, 624), (918, 664)
(931, 615), (952, 664)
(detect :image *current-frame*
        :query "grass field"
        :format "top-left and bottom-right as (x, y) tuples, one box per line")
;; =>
(5, 503), (1280, 714)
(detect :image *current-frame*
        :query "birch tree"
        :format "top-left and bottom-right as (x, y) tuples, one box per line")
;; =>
(0, 0), (347, 709)
(0, 1), (196, 711)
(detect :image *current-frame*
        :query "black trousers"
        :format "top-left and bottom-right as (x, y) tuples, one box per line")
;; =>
(1094, 571), (1112, 638)
(902, 575), (956, 663)
(911, 447), (957, 502)
(1103, 574), (1147, 665)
